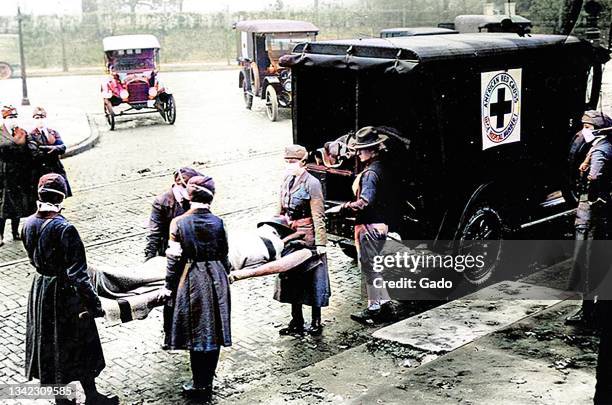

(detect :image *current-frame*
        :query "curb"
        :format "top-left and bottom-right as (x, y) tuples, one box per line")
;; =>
(27, 63), (238, 78)
(62, 113), (101, 159)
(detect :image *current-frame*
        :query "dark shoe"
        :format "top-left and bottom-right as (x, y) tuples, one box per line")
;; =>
(350, 307), (382, 324)
(182, 382), (212, 401)
(84, 393), (119, 405)
(55, 398), (76, 405)
(279, 322), (305, 336)
(306, 320), (323, 336)
(565, 308), (597, 328)
(379, 301), (401, 322)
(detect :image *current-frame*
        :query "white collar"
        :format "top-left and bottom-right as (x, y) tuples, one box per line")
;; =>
(190, 202), (210, 210)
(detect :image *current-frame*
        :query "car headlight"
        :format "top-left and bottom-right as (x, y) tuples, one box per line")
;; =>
(283, 80), (292, 92)
(120, 89), (129, 100)
(149, 87), (158, 98)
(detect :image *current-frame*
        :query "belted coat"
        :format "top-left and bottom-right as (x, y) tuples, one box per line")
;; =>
(274, 170), (330, 307)
(164, 207), (232, 352)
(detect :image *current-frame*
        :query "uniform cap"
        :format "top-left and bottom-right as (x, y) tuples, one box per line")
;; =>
(284, 144), (308, 160)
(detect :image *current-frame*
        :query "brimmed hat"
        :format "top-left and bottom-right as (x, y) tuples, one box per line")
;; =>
(257, 216), (295, 238)
(351, 126), (388, 150)
(38, 173), (67, 203)
(284, 144), (308, 160)
(187, 175), (215, 203)
(174, 167), (202, 186)
(32, 107), (47, 118)
(2, 105), (17, 119)
(582, 110), (612, 130)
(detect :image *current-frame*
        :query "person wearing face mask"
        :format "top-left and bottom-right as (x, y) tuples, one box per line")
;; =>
(0, 105), (36, 247)
(566, 110), (612, 328)
(157, 175), (231, 401)
(27, 107), (71, 198)
(335, 126), (395, 324)
(144, 167), (202, 261)
(275, 145), (330, 336)
(145, 167), (202, 349)
(21, 174), (118, 405)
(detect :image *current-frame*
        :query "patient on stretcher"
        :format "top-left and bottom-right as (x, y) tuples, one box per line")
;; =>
(89, 217), (317, 323)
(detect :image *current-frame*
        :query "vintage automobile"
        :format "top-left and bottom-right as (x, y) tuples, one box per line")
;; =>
(380, 27), (458, 38)
(438, 14), (532, 34)
(234, 19), (318, 122)
(101, 34), (176, 130)
(280, 31), (609, 285)
(0, 34), (20, 80)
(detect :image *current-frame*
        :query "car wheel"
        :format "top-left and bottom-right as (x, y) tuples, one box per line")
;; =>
(243, 78), (253, 110)
(165, 95), (176, 125)
(456, 206), (504, 285)
(0, 62), (12, 80)
(565, 132), (589, 205)
(266, 86), (279, 122)
(104, 102), (115, 131)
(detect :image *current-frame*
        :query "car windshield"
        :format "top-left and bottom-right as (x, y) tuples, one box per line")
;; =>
(109, 48), (156, 72)
(265, 34), (312, 62)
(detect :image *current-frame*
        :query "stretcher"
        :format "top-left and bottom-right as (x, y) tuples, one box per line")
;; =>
(88, 249), (315, 323)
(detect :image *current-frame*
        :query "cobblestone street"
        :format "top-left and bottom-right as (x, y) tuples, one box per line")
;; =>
(0, 70), (386, 404)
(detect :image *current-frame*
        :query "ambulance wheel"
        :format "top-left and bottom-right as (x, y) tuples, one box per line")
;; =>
(565, 132), (589, 205)
(243, 78), (253, 110)
(104, 103), (115, 131)
(165, 95), (176, 125)
(456, 206), (504, 285)
(265, 86), (279, 122)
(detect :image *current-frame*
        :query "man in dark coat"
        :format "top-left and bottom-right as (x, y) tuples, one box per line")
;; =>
(157, 175), (231, 401)
(0, 105), (36, 246)
(336, 126), (394, 324)
(144, 167), (202, 260)
(27, 106), (72, 197)
(275, 144), (330, 336)
(22, 174), (117, 405)
(567, 110), (612, 326)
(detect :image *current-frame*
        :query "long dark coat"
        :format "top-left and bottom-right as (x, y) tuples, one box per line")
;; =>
(0, 125), (37, 219)
(275, 171), (331, 307)
(165, 207), (232, 352)
(27, 127), (72, 197)
(22, 214), (105, 384)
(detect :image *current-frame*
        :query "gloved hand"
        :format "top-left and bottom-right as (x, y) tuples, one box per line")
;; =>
(316, 246), (327, 255)
(157, 287), (173, 302)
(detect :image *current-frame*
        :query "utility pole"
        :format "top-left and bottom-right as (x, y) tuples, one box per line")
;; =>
(60, 15), (68, 72)
(17, 7), (30, 106)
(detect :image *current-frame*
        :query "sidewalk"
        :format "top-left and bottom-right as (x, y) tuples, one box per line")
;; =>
(230, 260), (600, 404)
(9, 105), (98, 157)
(25, 61), (237, 78)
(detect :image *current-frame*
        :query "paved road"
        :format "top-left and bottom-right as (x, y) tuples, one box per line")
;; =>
(0, 71), (382, 404)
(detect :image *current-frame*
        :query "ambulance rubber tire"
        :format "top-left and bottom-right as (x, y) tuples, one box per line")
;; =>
(104, 103), (115, 131)
(165, 95), (176, 125)
(456, 205), (504, 286)
(266, 86), (279, 122)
